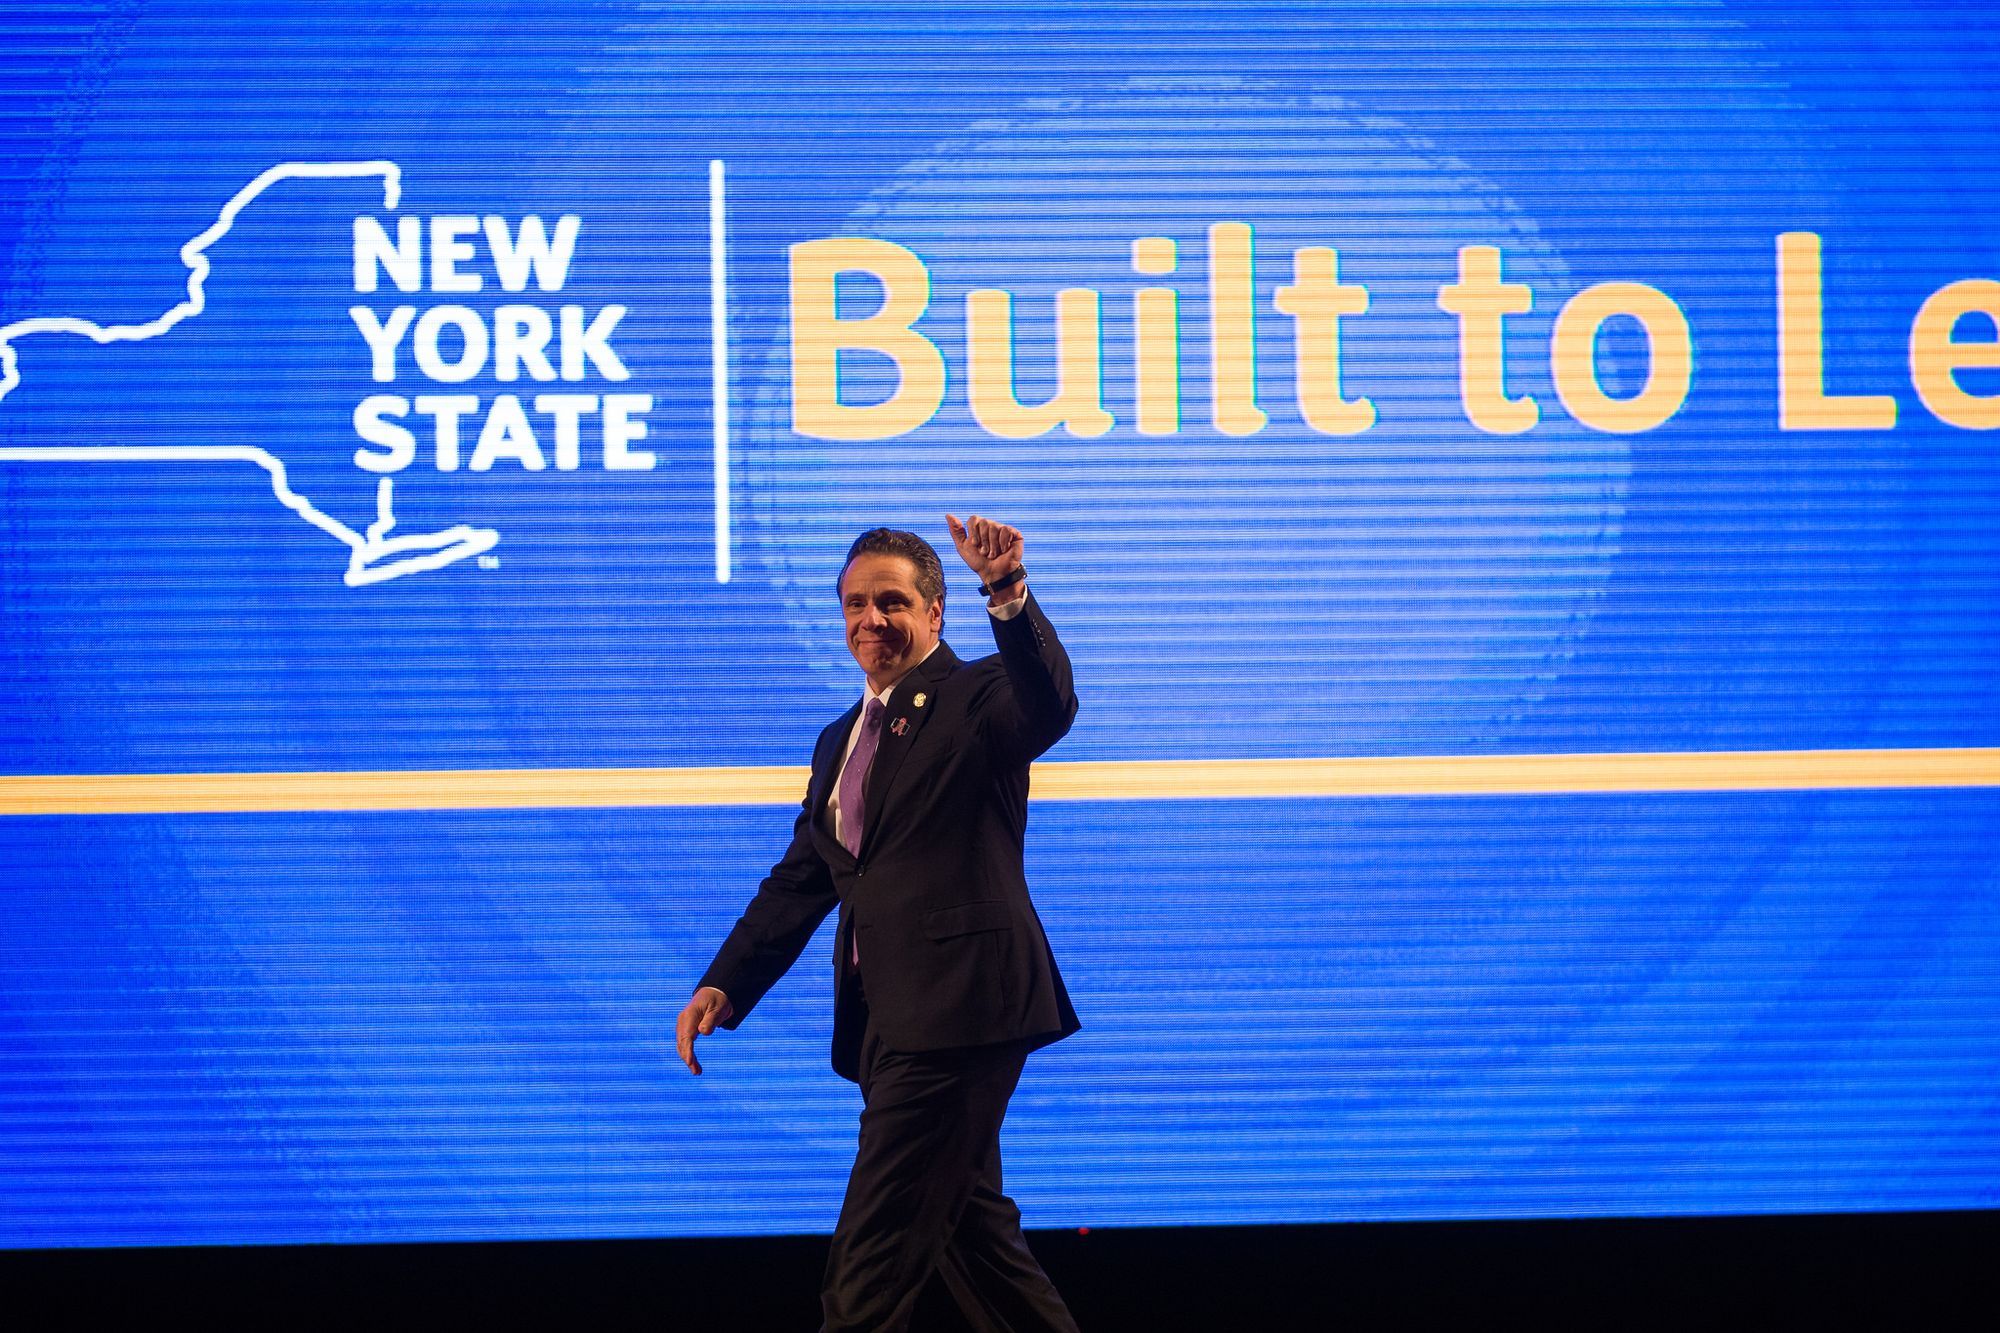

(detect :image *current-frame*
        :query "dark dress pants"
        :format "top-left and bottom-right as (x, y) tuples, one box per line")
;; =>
(820, 984), (1078, 1332)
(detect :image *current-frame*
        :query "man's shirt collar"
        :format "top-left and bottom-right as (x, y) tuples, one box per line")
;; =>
(863, 639), (942, 705)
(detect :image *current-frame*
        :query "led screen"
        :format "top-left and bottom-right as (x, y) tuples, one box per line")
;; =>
(3, 0), (1997, 1247)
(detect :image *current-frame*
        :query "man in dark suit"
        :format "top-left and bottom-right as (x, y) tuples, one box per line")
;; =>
(676, 515), (1081, 1332)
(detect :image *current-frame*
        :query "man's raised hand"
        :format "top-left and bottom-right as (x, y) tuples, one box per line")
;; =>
(946, 514), (1024, 590)
(675, 986), (733, 1075)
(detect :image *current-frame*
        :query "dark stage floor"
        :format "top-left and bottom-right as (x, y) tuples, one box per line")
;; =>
(10, 1209), (1999, 1329)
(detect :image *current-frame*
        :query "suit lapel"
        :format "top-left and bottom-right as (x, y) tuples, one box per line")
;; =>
(858, 642), (957, 856)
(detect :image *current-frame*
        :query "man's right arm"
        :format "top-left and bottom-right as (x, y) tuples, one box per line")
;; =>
(677, 788), (838, 1074)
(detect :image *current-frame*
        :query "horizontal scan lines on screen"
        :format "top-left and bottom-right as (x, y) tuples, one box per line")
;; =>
(3, 748), (1999, 816)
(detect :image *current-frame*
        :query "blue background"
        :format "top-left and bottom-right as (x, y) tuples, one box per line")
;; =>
(1, 1), (1996, 1246)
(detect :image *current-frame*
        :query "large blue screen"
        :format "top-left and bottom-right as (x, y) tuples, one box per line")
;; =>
(3, 1), (1997, 1247)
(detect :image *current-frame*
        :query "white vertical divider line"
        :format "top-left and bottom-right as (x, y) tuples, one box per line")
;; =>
(709, 158), (732, 583)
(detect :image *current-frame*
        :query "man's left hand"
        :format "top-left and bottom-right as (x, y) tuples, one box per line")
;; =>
(946, 513), (1024, 593)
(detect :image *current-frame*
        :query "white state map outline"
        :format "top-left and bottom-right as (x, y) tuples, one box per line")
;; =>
(0, 159), (500, 587)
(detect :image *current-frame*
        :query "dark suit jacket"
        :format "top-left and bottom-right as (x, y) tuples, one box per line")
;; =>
(698, 589), (1081, 1082)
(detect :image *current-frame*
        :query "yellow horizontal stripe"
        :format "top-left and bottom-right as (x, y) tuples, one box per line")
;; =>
(1028, 748), (2000, 800)
(0, 765), (809, 816)
(1, 748), (1997, 816)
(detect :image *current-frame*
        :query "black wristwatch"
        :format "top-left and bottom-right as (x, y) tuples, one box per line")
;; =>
(979, 566), (1027, 598)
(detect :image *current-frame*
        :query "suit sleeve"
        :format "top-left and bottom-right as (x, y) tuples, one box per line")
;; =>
(695, 784), (839, 1028)
(980, 587), (1080, 771)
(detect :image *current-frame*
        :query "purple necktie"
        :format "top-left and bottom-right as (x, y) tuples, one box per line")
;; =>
(838, 697), (887, 858)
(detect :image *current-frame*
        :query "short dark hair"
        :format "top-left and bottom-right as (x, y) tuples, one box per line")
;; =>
(839, 528), (946, 608)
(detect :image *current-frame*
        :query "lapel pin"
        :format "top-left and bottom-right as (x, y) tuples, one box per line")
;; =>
(890, 716), (910, 737)
(912, 693), (927, 709)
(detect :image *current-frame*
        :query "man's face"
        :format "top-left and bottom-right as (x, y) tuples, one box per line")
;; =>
(841, 553), (942, 689)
